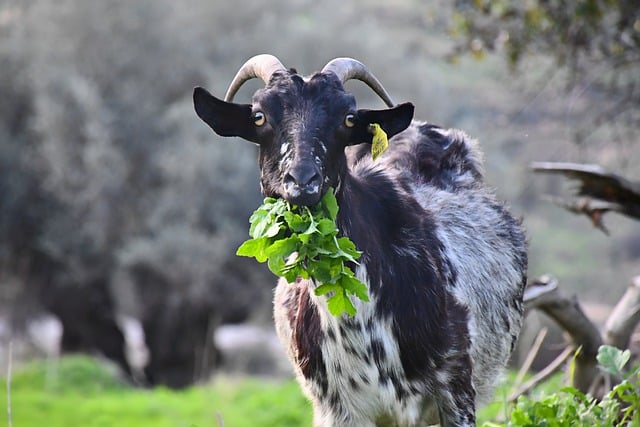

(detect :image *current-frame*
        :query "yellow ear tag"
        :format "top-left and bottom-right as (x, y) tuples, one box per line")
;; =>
(368, 123), (388, 161)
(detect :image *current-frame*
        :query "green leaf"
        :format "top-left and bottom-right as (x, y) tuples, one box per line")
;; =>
(334, 237), (362, 262)
(265, 235), (300, 260)
(267, 255), (287, 277)
(321, 189), (339, 220)
(283, 211), (308, 233)
(314, 283), (340, 296)
(248, 207), (269, 225)
(236, 237), (271, 263)
(597, 345), (630, 377)
(283, 265), (302, 283)
(298, 233), (313, 245)
(263, 221), (283, 238)
(308, 259), (335, 283)
(510, 405), (531, 425)
(317, 218), (337, 236)
(326, 289), (356, 317)
(249, 213), (273, 238)
(339, 273), (369, 302)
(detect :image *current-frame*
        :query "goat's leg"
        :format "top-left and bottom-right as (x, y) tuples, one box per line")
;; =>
(436, 388), (475, 427)
(434, 355), (476, 427)
(312, 409), (377, 427)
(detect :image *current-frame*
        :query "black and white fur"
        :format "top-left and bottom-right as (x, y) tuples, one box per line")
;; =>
(194, 57), (527, 426)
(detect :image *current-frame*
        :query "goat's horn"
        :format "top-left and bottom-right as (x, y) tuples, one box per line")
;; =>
(224, 54), (287, 102)
(321, 58), (395, 107)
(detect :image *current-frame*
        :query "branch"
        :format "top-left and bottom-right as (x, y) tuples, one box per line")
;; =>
(540, 195), (621, 234)
(603, 275), (640, 350)
(531, 162), (640, 233)
(509, 345), (575, 402)
(511, 328), (548, 395)
(524, 276), (604, 392)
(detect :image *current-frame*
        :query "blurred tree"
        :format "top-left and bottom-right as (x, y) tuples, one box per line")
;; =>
(0, 0), (270, 386)
(450, 0), (640, 148)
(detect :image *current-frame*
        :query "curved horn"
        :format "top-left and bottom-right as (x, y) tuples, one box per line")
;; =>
(224, 54), (287, 102)
(321, 58), (395, 107)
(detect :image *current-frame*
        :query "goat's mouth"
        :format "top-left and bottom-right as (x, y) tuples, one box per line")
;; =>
(281, 164), (324, 206)
(281, 181), (323, 207)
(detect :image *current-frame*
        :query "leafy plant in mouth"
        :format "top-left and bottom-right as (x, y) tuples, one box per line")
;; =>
(236, 189), (369, 316)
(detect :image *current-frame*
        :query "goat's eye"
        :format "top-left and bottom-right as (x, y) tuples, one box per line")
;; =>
(344, 114), (356, 128)
(253, 111), (266, 126)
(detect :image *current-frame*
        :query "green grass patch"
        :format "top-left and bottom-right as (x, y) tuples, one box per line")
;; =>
(1, 356), (311, 427)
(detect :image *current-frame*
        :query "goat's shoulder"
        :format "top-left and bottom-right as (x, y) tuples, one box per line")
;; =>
(347, 121), (485, 192)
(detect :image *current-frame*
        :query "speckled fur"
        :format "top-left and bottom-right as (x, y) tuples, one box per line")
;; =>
(274, 122), (527, 427)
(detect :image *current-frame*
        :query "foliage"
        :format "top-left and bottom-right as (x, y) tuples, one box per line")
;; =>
(450, 0), (640, 146)
(451, 0), (639, 67)
(237, 190), (368, 316)
(491, 345), (640, 426)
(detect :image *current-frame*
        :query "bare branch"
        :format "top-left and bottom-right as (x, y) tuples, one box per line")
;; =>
(540, 195), (619, 235)
(531, 162), (640, 233)
(509, 345), (574, 402)
(511, 328), (548, 395)
(603, 275), (640, 349)
(525, 276), (604, 392)
(523, 275), (558, 310)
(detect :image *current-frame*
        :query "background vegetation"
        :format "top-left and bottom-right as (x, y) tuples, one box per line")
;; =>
(0, 0), (638, 425)
(2, 356), (313, 427)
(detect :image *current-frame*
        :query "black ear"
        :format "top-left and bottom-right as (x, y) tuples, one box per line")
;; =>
(349, 102), (415, 145)
(193, 86), (258, 142)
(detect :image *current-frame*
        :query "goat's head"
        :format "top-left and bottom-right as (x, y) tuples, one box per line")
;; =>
(194, 54), (414, 206)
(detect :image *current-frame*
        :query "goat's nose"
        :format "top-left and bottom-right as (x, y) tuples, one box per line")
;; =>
(285, 166), (320, 188)
(283, 165), (322, 206)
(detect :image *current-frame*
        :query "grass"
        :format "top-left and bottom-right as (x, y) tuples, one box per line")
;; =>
(1, 355), (311, 427)
(1, 355), (568, 426)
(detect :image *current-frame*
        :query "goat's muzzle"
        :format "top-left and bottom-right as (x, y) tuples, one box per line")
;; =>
(282, 163), (322, 206)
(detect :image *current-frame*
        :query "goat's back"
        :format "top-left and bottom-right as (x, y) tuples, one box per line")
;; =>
(349, 120), (527, 400)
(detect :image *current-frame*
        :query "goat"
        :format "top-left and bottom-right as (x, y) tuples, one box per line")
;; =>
(193, 54), (527, 427)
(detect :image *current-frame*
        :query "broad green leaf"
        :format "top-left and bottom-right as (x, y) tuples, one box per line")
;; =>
(317, 218), (337, 236)
(298, 233), (312, 244)
(265, 235), (300, 259)
(263, 221), (283, 238)
(339, 274), (369, 302)
(301, 207), (319, 235)
(248, 208), (269, 225)
(236, 237), (271, 263)
(249, 214), (272, 238)
(267, 255), (287, 277)
(283, 265), (302, 283)
(321, 189), (339, 220)
(308, 260), (334, 283)
(327, 289), (356, 317)
(283, 211), (308, 233)
(597, 345), (630, 377)
(314, 283), (340, 296)
(336, 237), (362, 260)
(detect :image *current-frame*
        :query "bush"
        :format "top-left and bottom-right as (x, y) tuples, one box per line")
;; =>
(495, 346), (640, 426)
